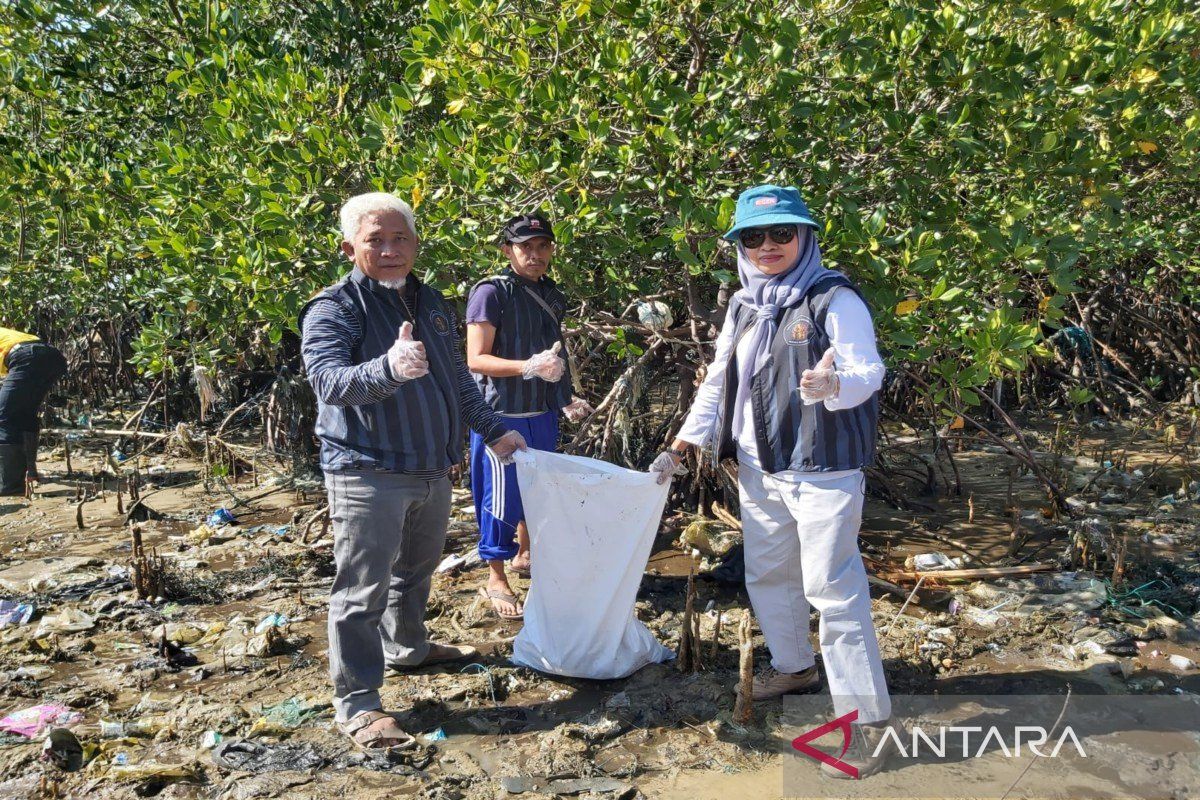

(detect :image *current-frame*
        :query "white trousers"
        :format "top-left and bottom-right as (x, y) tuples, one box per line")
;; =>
(738, 464), (891, 723)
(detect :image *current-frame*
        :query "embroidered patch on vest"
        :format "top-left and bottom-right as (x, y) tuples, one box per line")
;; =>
(786, 318), (813, 345)
(429, 309), (451, 336)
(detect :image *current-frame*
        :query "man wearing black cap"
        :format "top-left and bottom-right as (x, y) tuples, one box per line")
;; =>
(465, 212), (593, 619)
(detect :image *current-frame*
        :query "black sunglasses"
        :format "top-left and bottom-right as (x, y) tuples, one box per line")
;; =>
(738, 225), (797, 249)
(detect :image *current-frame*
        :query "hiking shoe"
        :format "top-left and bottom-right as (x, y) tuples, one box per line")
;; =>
(739, 666), (821, 700)
(821, 718), (904, 780)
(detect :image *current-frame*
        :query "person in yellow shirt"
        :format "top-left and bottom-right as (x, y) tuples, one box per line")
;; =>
(0, 327), (67, 495)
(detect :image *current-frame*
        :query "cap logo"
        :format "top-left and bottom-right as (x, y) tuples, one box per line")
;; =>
(530, 219), (541, 228)
(754, 196), (778, 207)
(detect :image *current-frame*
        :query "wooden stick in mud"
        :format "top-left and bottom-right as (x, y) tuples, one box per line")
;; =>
(44, 427), (170, 440)
(709, 608), (723, 661)
(75, 484), (85, 530)
(710, 502), (742, 531)
(302, 505), (331, 544)
(678, 566), (697, 672)
(888, 563), (1056, 582)
(734, 612), (754, 725)
(64, 436), (72, 476)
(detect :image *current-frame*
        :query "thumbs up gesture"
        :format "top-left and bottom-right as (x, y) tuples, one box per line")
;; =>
(387, 321), (429, 380)
(521, 340), (567, 382)
(800, 347), (840, 405)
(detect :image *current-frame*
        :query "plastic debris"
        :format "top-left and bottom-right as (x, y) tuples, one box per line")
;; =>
(1168, 654), (1196, 671)
(41, 727), (84, 772)
(254, 612), (289, 634)
(0, 704), (84, 738)
(99, 718), (165, 739)
(247, 695), (329, 736)
(635, 300), (674, 332)
(0, 600), (34, 628)
(907, 552), (958, 571)
(34, 608), (97, 637)
(207, 508), (237, 527)
(424, 727), (447, 742)
(436, 550), (482, 574)
(200, 731), (224, 749)
(677, 519), (738, 558)
(211, 738), (325, 773)
(147, 465), (168, 475)
(107, 761), (200, 782)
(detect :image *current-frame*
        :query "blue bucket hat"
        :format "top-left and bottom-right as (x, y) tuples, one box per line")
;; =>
(722, 184), (818, 241)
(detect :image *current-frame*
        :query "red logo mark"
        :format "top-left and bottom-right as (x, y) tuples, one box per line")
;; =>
(530, 219), (541, 228)
(791, 709), (859, 779)
(754, 196), (779, 206)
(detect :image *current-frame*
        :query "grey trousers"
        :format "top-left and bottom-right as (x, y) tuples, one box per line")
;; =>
(325, 469), (452, 723)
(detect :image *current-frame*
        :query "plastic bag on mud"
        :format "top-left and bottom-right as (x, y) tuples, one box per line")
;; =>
(512, 450), (673, 679)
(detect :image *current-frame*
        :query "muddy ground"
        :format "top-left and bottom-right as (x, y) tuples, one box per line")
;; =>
(0, 410), (1197, 799)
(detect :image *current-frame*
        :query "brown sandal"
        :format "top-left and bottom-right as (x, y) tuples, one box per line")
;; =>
(339, 710), (416, 751)
(478, 586), (524, 620)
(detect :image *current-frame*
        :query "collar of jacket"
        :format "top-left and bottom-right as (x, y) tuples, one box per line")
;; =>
(350, 266), (422, 298)
(504, 267), (553, 291)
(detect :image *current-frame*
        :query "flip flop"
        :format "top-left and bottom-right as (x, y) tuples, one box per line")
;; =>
(339, 710), (416, 751)
(511, 561), (531, 578)
(478, 586), (524, 620)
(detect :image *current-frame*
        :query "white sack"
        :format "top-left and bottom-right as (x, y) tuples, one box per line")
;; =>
(512, 449), (674, 679)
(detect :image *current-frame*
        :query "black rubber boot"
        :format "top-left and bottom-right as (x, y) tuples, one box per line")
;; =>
(0, 444), (26, 496)
(22, 432), (39, 482)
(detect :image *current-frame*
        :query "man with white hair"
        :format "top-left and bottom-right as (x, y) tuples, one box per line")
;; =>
(300, 191), (526, 750)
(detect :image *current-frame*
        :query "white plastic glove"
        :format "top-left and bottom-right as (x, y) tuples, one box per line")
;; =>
(562, 396), (594, 423)
(800, 347), (840, 405)
(522, 341), (566, 382)
(649, 451), (686, 485)
(387, 322), (429, 380)
(488, 430), (528, 464)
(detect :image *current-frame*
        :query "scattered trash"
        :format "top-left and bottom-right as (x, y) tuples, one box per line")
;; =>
(250, 696), (328, 734)
(200, 731), (224, 749)
(436, 549), (482, 574)
(424, 727), (447, 742)
(254, 612), (289, 634)
(0, 600), (34, 628)
(906, 552), (958, 571)
(0, 704), (84, 738)
(112, 448), (127, 462)
(1168, 654), (1196, 671)
(107, 761), (200, 782)
(187, 524), (217, 544)
(34, 607), (97, 637)
(147, 465), (168, 475)
(635, 300), (674, 332)
(41, 727), (84, 772)
(99, 718), (165, 739)
(211, 738), (325, 773)
(677, 519), (738, 558)
(112, 752), (129, 766)
(501, 776), (634, 795)
(208, 508), (237, 527)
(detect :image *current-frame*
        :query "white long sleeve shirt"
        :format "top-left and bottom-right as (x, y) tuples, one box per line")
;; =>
(676, 287), (884, 480)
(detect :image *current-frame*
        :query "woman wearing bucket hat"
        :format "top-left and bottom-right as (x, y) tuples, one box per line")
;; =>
(652, 184), (900, 778)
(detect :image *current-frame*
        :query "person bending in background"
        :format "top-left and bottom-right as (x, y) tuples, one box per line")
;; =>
(0, 327), (67, 496)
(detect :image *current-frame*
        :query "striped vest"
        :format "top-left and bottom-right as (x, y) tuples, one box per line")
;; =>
(712, 275), (879, 474)
(300, 269), (465, 474)
(469, 270), (573, 414)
